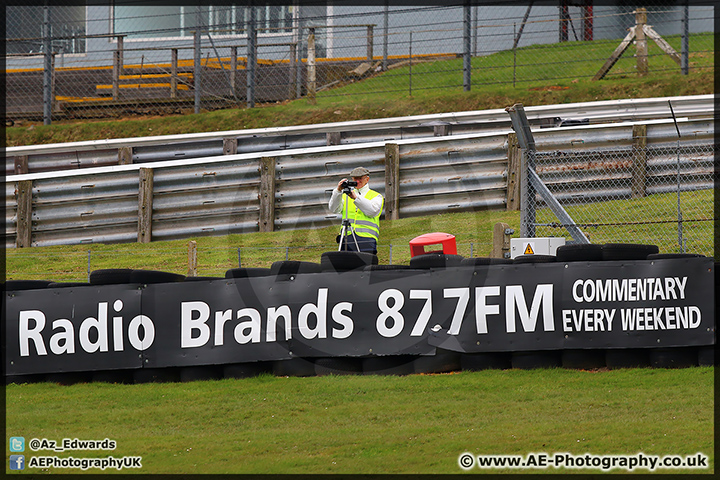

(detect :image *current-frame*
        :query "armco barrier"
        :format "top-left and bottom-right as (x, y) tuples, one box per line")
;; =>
(4, 252), (715, 383)
(6, 95), (713, 175)
(5, 117), (714, 249)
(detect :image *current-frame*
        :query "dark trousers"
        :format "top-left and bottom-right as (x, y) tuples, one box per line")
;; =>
(339, 234), (377, 255)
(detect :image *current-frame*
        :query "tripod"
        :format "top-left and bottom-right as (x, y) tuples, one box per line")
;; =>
(338, 189), (360, 252)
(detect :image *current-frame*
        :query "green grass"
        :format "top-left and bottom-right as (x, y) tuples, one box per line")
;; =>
(5, 367), (714, 474)
(5, 35), (713, 147)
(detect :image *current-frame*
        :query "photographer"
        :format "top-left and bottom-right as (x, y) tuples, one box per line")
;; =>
(328, 167), (384, 254)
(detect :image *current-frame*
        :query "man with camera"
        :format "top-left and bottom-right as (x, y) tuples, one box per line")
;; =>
(328, 167), (384, 254)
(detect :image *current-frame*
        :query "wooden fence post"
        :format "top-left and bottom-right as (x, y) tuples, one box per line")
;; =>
(635, 8), (648, 76)
(491, 222), (512, 259)
(223, 137), (238, 155)
(259, 156), (276, 232)
(138, 168), (154, 243)
(384, 143), (400, 220)
(118, 146), (133, 165)
(506, 132), (521, 211)
(188, 240), (198, 277)
(16, 180), (33, 248)
(307, 27), (316, 105)
(631, 124), (648, 198)
(14, 155), (29, 174)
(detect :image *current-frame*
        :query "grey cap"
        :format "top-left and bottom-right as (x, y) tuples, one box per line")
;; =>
(349, 167), (370, 177)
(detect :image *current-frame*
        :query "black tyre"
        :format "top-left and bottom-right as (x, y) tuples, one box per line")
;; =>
(697, 346), (715, 366)
(511, 351), (561, 369)
(601, 243), (659, 261)
(225, 267), (273, 279)
(270, 260), (323, 275)
(413, 349), (461, 374)
(314, 357), (363, 376)
(320, 251), (378, 272)
(362, 356), (416, 376)
(513, 254), (556, 264)
(555, 243), (603, 262)
(223, 362), (273, 379)
(272, 358), (317, 377)
(91, 370), (134, 384)
(409, 253), (464, 269)
(363, 264), (418, 271)
(605, 349), (650, 369)
(180, 366), (223, 382)
(5, 280), (53, 290)
(460, 257), (513, 266)
(130, 269), (185, 284)
(90, 269), (133, 285)
(561, 349), (606, 370)
(47, 282), (91, 288)
(460, 352), (511, 371)
(646, 253), (705, 260)
(649, 347), (698, 369)
(132, 368), (181, 384)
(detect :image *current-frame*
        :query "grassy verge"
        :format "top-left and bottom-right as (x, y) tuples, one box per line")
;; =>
(5, 187), (713, 282)
(5, 35), (713, 147)
(5, 367), (714, 474)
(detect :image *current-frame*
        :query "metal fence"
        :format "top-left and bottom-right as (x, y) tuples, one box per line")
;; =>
(4, 2), (714, 123)
(510, 112), (715, 256)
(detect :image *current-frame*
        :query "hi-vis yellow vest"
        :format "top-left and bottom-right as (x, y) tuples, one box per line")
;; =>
(344, 189), (383, 241)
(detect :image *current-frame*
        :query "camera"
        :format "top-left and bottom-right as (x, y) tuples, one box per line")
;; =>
(341, 180), (358, 194)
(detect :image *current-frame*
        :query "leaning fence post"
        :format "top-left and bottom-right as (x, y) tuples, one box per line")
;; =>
(384, 143), (400, 220)
(138, 168), (154, 243)
(16, 180), (33, 248)
(506, 132), (521, 211)
(631, 124), (648, 198)
(259, 156), (276, 232)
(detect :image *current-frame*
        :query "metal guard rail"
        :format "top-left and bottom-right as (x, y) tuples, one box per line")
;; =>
(5, 116), (714, 248)
(6, 94), (713, 176)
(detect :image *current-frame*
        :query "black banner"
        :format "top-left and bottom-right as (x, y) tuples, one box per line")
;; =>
(4, 258), (715, 375)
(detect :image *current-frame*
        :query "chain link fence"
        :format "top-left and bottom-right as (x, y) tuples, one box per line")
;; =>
(525, 141), (715, 256)
(4, 2), (714, 123)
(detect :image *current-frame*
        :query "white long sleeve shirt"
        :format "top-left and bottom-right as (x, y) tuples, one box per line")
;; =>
(328, 183), (383, 218)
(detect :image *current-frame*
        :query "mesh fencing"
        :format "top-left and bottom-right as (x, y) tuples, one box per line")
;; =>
(4, 3), (714, 122)
(526, 142), (715, 256)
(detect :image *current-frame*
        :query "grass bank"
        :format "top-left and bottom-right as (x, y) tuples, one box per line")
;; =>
(5, 367), (714, 474)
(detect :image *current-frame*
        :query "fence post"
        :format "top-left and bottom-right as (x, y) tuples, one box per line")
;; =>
(138, 168), (154, 243)
(367, 25), (374, 61)
(384, 143), (400, 221)
(635, 8), (648, 76)
(681, 2), (689, 75)
(16, 180), (33, 248)
(492, 222), (512, 259)
(112, 50), (121, 100)
(223, 137), (238, 155)
(463, 0), (471, 91)
(631, 124), (648, 198)
(194, 6), (202, 114)
(307, 27), (316, 105)
(259, 156), (276, 232)
(247, 7), (257, 108)
(171, 48), (179, 98)
(118, 146), (133, 165)
(289, 43), (297, 99)
(230, 46), (237, 95)
(506, 132), (521, 211)
(188, 240), (198, 277)
(326, 131), (341, 146)
(43, 5), (52, 125)
(14, 155), (29, 175)
(382, 2), (389, 71)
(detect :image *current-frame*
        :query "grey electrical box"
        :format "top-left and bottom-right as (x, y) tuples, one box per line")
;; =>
(510, 237), (566, 259)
